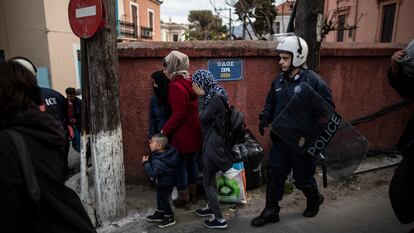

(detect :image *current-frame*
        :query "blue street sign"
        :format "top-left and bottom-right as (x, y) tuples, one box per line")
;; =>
(207, 58), (243, 81)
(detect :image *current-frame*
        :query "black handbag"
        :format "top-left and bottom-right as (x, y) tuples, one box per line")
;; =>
(233, 128), (264, 189)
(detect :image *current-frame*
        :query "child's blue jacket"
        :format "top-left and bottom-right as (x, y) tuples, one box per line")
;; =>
(143, 145), (179, 186)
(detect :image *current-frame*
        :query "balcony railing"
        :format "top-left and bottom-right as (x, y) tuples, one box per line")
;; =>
(140, 26), (153, 39)
(118, 20), (138, 39)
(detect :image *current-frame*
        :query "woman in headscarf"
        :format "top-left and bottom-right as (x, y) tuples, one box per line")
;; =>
(149, 70), (171, 137)
(192, 69), (233, 229)
(161, 51), (202, 209)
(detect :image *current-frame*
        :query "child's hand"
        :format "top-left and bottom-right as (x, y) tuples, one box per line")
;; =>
(142, 155), (149, 163)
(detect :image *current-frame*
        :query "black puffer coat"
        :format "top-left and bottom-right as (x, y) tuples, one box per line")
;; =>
(0, 108), (96, 233)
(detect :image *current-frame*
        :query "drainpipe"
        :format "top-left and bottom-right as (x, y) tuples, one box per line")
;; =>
(353, 0), (358, 42)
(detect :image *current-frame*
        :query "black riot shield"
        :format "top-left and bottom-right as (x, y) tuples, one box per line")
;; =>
(270, 82), (368, 180)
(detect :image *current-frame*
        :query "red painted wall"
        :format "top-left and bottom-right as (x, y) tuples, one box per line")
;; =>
(118, 41), (412, 184)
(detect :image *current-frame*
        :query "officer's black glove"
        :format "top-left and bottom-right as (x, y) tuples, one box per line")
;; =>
(258, 118), (268, 136)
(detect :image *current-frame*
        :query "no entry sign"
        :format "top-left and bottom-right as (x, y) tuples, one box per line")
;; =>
(68, 0), (105, 39)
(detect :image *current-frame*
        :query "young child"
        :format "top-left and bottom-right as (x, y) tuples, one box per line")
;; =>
(142, 133), (179, 228)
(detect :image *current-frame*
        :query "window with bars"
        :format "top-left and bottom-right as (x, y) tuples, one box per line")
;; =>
(381, 3), (396, 43)
(337, 15), (346, 42)
(275, 22), (281, 34)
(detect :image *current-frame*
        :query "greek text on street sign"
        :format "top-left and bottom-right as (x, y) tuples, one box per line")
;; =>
(207, 59), (243, 81)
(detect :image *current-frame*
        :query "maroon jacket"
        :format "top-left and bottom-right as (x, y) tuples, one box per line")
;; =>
(162, 76), (202, 154)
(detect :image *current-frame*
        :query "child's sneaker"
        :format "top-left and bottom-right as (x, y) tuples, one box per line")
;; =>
(195, 204), (214, 217)
(146, 210), (164, 222)
(204, 218), (228, 229)
(158, 215), (176, 228)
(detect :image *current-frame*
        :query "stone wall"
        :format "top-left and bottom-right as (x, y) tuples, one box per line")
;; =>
(118, 41), (411, 184)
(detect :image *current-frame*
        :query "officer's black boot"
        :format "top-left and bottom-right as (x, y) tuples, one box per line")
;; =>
(299, 186), (324, 217)
(251, 170), (280, 227)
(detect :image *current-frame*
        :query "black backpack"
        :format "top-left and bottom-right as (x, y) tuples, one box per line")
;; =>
(218, 96), (245, 162)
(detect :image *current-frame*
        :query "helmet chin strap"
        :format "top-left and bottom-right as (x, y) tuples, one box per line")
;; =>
(283, 64), (295, 79)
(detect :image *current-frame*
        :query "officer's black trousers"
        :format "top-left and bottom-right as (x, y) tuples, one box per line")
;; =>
(267, 142), (318, 201)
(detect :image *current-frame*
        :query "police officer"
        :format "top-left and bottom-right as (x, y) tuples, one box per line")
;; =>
(41, 87), (67, 126)
(251, 36), (334, 227)
(41, 87), (72, 177)
(11, 57), (72, 178)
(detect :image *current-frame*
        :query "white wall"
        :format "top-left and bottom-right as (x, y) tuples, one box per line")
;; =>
(0, 0), (50, 66)
(44, 0), (80, 93)
(274, 15), (290, 34)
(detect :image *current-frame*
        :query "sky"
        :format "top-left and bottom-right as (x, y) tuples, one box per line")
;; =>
(160, 0), (232, 25)
(160, 0), (285, 26)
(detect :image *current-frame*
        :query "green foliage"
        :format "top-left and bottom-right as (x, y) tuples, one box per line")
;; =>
(187, 10), (229, 40)
(284, 182), (295, 194)
(231, 0), (277, 39)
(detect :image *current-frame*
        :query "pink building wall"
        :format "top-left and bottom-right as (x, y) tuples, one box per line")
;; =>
(117, 41), (412, 184)
(324, 0), (414, 43)
(118, 0), (162, 41)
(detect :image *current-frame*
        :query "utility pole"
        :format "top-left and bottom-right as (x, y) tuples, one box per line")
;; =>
(242, 14), (247, 39)
(80, 38), (90, 204)
(86, 0), (126, 225)
(216, 7), (232, 40)
(295, 0), (324, 71)
(229, 8), (232, 39)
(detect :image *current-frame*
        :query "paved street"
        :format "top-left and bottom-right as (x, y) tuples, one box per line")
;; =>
(195, 188), (414, 233)
(97, 167), (414, 233)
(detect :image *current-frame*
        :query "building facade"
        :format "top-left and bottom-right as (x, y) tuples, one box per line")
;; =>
(273, 1), (293, 34)
(160, 19), (188, 42)
(324, 0), (414, 43)
(0, 0), (162, 94)
(117, 0), (162, 41)
(0, 0), (81, 94)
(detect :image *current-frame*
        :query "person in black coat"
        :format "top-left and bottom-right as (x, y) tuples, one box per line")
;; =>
(388, 39), (414, 226)
(0, 59), (96, 233)
(65, 87), (82, 130)
(65, 87), (82, 152)
(143, 133), (179, 228)
(191, 69), (233, 229)
(149, 70), (171, 137)
(40, 87), (68, 126)
(40, 87), (73, 177)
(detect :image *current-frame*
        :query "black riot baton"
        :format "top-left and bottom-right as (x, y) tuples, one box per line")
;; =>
(319, 153), (328, 188)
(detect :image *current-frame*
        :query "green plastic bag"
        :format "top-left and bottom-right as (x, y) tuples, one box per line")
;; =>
(216, 162), (247, 204)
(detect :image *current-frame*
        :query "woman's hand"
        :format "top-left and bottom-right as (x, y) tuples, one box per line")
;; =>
(391, 50), (405, 74)
(192, 83), (205, 96)
(142, 155), (149, 163)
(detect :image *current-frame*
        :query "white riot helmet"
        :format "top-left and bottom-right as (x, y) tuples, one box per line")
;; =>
(276, 36), (308, 67)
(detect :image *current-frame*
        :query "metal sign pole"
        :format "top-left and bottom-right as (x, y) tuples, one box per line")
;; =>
(80, 38), (90, 203)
